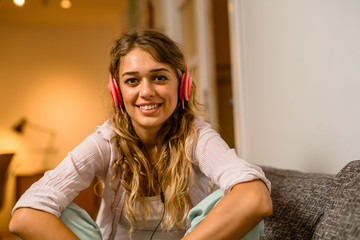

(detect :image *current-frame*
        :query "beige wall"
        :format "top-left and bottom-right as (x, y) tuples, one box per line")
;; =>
(0, 1), (128, 231)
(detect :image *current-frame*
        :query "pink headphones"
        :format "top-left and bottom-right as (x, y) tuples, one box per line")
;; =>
(108, 66), (192, 113)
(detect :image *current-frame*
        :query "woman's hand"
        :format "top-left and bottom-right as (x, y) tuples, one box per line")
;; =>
(182, 179), (272, 240)
(9, 207), (79, 240)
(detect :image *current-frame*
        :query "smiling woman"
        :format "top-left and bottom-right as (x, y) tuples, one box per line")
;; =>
(9, 29), (272, 240)
(118, 48), (180, 135)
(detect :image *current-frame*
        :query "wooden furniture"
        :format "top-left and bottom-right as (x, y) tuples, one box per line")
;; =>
(0, 153), (15, 211)
(16, 173), (101, 219)
(0, 153), (16, 239)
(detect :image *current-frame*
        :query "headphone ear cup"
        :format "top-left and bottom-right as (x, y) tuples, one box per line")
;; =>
(108, 73), (124, 114)
(179, 66), (192, 109)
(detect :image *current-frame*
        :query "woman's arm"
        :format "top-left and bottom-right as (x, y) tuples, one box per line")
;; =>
(9, 207), (79, 240)
(182, 179), (272, 240)
(9, 127), (112, 239)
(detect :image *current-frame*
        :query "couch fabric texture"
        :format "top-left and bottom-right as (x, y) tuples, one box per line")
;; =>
(262, 160), (359, 240)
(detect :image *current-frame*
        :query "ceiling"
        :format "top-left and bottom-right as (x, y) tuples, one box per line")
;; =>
(0, 0), (129, 26)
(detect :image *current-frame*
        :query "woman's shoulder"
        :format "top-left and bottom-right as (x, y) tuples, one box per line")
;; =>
(69, 120), (117, 177)
(193, 117), (219, 137)
(189, 117), (220, 156)
(71, 120), (116, 163)
(95, 119), (116, 141)
(193, 117), (211, 130)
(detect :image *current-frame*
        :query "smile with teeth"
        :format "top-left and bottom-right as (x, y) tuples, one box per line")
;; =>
(139, 104), (160, 110)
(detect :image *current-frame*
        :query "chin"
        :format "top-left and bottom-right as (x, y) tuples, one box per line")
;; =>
(137, 119), (165, 129)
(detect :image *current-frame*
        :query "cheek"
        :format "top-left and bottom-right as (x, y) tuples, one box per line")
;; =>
(120, 89), (135, 106)
(169, 86), (179, 107)
(171, 91), (178, 104)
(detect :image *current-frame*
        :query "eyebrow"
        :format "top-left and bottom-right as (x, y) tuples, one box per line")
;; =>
(121, 68), (170, 77)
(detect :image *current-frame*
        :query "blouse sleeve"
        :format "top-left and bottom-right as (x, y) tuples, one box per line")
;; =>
(193, 119), (271, 195)
(12, 123), (113, 218)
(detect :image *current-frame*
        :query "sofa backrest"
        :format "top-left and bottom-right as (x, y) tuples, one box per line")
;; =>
(261, 166), (334, 240)
(312, 160), (360, 240)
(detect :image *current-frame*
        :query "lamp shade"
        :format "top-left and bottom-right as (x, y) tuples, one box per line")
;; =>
(12, 118), (27, 134)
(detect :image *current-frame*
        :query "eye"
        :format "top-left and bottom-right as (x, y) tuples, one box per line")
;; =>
(124, 78), (138, 85)
(154, 75), (168, 81)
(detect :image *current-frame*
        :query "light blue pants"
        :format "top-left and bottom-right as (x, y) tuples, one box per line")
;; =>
(59, 202), (103, 240)
(184, 189), (264, 240)
(60, 189), (263, 240)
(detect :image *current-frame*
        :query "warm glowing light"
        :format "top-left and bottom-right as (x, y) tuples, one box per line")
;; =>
(60, 0), (72, 9)
(13, 0), (25, 7)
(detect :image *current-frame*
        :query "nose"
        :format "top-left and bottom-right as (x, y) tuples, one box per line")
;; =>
(139, 78), (155, 98)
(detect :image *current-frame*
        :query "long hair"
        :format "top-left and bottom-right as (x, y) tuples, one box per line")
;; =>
(108, 29), (200, 236)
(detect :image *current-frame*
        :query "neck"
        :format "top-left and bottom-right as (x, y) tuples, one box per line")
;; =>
(133, 125), (160, 162)
(136, 128), (158, 147)
(133, 125), (160, 143)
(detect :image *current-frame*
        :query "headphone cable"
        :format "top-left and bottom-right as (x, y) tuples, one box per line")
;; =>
(143, 147), (166, 240)
(149, 189), (165, 240)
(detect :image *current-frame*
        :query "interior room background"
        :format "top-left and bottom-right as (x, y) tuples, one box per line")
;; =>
(0, 0), (130, 232)
(1, 0), (360, 234)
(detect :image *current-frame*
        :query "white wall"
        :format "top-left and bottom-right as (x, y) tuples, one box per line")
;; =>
(229, 0), (360, 174)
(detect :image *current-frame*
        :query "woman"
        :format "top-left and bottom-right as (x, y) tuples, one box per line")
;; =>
(9, 29), (272, 240)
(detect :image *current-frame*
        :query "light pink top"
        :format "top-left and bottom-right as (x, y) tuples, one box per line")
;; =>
(13, 118), (271, 240)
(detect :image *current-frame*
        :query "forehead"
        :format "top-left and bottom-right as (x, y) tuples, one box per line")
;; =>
(119, 48), (178, 76)
(120, 48), (159, 67)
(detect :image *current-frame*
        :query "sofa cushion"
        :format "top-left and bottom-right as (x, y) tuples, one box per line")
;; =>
(261, 166), (334, 240)
(312, 160), (360, 240)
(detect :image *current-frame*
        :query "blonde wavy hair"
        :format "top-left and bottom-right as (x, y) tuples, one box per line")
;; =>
(108, 29), (200, 237)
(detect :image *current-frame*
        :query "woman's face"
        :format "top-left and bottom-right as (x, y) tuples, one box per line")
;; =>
(118, 48), (179, 135)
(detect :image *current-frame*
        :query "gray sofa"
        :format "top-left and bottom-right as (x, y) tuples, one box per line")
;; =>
(261, 160), (359, 240)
